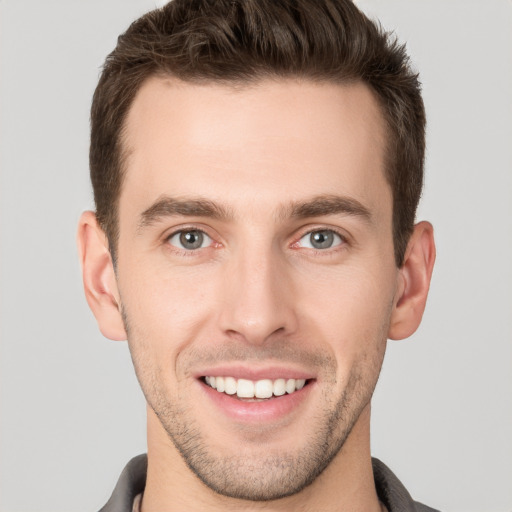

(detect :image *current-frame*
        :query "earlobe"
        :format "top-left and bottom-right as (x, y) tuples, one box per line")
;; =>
(388, 221), (436, 340)
(77, 211), (127, 341)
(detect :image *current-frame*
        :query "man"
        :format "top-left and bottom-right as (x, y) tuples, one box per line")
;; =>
(77, 0), (437, 510)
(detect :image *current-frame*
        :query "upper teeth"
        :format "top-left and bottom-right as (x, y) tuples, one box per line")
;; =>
(205, 376), (306, 398)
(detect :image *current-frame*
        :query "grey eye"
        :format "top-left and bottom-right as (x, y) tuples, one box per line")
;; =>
(168, 230), (211, 250)
(299, 230), (342, 250)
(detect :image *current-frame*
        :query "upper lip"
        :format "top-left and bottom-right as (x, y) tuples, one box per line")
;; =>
(193, 364), (316, 381)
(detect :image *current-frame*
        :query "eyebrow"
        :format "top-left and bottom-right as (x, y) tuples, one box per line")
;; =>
(284, 194), (372, 223)
(138, 196), (233, 231)
(137, 193), (372, 232)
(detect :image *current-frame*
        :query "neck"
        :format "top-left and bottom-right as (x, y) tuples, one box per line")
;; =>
(141, 404), (381, 512)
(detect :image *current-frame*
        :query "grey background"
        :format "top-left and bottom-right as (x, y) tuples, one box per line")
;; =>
(1, 1), (511, 511)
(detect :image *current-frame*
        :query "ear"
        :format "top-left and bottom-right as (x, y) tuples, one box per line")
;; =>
(77, 211), (127, 341)
(388, 221), (436, 340)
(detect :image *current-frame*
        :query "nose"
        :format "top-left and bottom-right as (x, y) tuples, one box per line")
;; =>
(218, 245), (298, 345)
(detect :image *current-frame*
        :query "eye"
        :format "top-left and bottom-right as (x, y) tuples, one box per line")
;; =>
(298, 229), (344, 250)
(167, 229), (212, 250)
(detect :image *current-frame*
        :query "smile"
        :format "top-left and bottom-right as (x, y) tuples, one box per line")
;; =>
(204, 376), (307, 399)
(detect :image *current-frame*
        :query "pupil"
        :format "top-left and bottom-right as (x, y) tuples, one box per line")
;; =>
(311, 231), (333, 249)
(180, 230), (203, 249)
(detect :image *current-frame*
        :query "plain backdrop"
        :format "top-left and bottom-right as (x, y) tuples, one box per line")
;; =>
(1, 1), (511, 511)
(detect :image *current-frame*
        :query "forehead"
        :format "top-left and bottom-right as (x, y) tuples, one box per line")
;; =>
(120, 76), (389, 220)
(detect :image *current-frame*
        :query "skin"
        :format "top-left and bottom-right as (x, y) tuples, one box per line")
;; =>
(78, 77), (435, 512)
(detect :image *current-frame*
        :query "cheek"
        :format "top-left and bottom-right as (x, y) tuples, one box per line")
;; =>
(295, 264), (395, 370)
(298, 264), (395, 329)
(118, 261), (220, 366)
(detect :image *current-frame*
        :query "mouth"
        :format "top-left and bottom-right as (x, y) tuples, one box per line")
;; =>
(202, 376), (309, 401)
(196, 367), (316, 422)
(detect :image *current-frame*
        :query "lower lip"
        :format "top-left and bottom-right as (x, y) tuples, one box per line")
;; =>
(199, 380), (314, 423)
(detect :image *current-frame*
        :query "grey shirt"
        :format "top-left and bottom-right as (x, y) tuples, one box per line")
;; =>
(99, 454), (440, 512)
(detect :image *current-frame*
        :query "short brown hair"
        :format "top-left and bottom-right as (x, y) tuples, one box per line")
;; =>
(90, 0), (425, 267)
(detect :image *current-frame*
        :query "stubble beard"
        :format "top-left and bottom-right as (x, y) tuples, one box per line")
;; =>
(122, 310), (387, 501)
(152, 379), (367, 501)
(133, 360), (383, 501)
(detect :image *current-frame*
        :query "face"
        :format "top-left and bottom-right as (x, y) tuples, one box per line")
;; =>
(115, 77), (399, 500)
